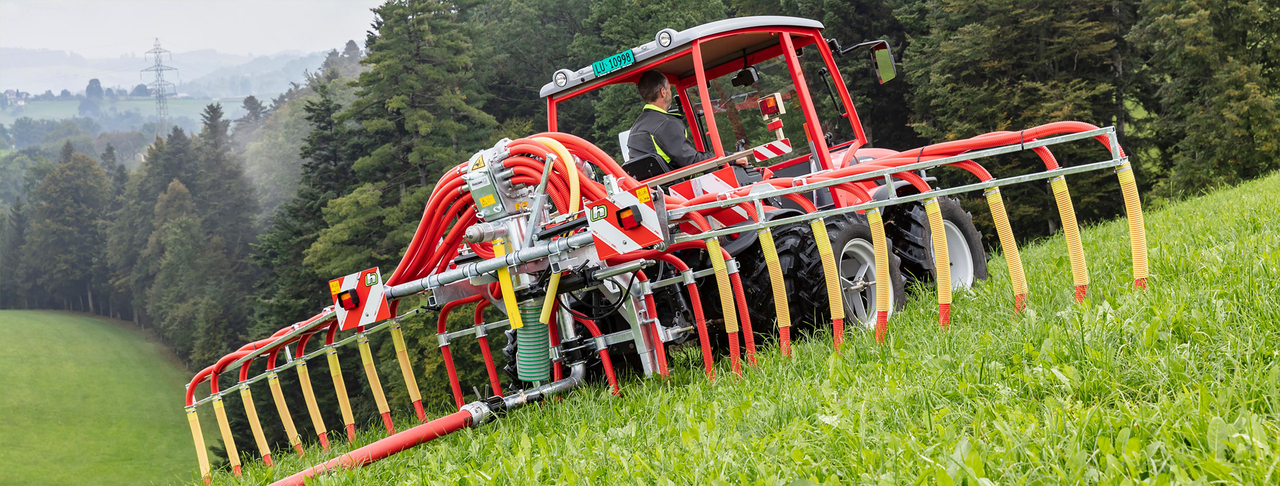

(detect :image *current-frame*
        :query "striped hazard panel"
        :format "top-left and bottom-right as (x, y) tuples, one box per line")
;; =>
(329, 268), (392, 331)
(587, 185), (666, 260)
(752, 138), (792, 162)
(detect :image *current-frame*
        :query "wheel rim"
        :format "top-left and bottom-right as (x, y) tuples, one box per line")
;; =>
(838, 238), (890, 329)
(942, 220), (975, 290)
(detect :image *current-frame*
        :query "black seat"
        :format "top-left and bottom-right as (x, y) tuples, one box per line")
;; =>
(621, 153), (672, 181)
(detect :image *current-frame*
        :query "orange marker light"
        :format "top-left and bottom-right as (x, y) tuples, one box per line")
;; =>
(616, 206), (642, 229)
(337, 290), (360, 310)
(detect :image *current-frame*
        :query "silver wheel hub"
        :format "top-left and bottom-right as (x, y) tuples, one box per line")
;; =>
(942, 220), (975, 290)
(837, 238), (891, 329)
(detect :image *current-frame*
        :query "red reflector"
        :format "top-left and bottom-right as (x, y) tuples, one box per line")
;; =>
(616, 206), (641, 229)
(766, 119), (783, 131)
(337, 290), (360, 310)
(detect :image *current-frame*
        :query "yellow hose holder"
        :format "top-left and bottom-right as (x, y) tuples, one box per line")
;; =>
(357, 335), (391, 416)
(1050, 175), (1089, 301)
(295, 361), (328, 442)
(325, 348), (356, 437)
(186, 407), (211, 482)
(866, 208), (891, 343)
(757, 228), (790, 330)
(984, 187), (1028, 309)
(211, 397), (241, 472)
(390, 324), (422, 405)
(493, 238), (524, 329)
(239, 386), (272, 463)
(924, 198), (952, 305)
(705, 238), (738, 334)
(267, 372), (303, 453)
(809, 219), (844, 322)
(1116, 163), (1149, 287)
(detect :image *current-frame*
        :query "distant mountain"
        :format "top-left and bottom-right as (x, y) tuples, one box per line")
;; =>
(0, 47), (321, 98)
(177, 51), (327, 98)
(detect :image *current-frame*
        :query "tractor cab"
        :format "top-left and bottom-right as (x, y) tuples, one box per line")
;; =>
(539, 16), (896, 209)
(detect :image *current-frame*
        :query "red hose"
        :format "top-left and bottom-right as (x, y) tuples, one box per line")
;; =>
(438, 294), (485, 410)
(575, 317), (620, 395)
(268, 410), (473, 486)
(473, 300), (502, 396)
(728, 271), (756, 367)
(635, 271), (668, 376)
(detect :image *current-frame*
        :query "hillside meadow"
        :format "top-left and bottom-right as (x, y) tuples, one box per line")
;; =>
(192, 172), (1280, 485)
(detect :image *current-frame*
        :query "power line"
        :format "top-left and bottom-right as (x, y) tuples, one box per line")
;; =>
(140, 38), (178, 122)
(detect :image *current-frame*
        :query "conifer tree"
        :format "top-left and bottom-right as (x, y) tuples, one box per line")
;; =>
(25, 143), (108, 310)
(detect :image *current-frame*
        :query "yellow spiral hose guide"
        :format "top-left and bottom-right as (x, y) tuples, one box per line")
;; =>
(867, 209), (890, 343)
(705, 238), (738, 334)
(267, 372), (303, 452)
(357, 335), (391, 416)
(984, 187), (1028, 306)
(211, 397), (241, 471)
(389, 324), (422, 405)
(238, 386), (272, 462)
(757, 228), (790, 329)
(1116, 163), (1149, 286)
(295, 361), (328, 441)
(924, 198), (952, 306)
(809, 219), (844, 322)
(325, 348), (356, 436)
(185, 408), (211, 481)
(1051, 175), (1089, 300)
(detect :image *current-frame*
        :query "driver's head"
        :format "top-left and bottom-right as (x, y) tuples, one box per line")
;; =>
(637, 70), (670, 109)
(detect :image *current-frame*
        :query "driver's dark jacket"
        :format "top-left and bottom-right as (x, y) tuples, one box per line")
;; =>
(626, 104), (716, 169)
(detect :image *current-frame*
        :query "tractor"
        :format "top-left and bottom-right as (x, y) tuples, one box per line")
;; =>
(180, 16), (1144, 485)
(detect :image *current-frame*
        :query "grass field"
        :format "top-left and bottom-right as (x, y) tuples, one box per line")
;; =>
(205, 172), (1280, 485)
(0, 98), (246, 125)
(0, 311), (210, 486)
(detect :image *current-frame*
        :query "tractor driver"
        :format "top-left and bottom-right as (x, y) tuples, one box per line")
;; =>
(627, 70), (748, 172)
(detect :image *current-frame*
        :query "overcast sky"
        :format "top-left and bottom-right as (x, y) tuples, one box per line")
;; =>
(1, 0), (386, 58)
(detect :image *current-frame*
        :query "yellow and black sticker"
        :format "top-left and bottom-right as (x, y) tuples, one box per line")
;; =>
(471, 155), (486, 171)
(636, 186), (651, 204)
(478, 194), (496, 208)
(328, 280), (341, 295)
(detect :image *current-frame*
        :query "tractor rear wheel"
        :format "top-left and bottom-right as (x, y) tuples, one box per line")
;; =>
(736, 213), (906, 334)
(885, 197), (988, 290)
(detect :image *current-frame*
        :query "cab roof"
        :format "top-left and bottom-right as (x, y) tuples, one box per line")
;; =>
(539, 16), (824, 99)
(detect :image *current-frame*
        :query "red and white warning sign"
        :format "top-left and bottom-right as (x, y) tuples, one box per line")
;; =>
(669, 167), (753, 230)
(752, 138), (792, 162)
(586, 185), (666, 260)
(328, 267), (391, 331)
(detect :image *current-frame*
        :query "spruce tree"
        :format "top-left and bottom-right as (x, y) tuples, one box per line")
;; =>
(25, 143), (108, 310)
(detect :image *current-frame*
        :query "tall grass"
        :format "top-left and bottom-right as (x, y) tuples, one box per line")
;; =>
(203, 172), (1280, 485)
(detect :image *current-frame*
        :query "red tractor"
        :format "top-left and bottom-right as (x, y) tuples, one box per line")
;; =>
(181, 16), (1144, 485)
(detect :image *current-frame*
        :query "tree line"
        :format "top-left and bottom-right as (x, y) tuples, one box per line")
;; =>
(0, 0), (1275, 466)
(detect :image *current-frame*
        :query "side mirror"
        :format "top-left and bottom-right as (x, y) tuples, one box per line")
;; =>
(731, 66), (760, 87)
(872, 44), (896, 84)
(832, 39), (897, 84)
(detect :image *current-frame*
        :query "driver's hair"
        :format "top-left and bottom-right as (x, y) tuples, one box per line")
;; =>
(637, 71), (669, 104)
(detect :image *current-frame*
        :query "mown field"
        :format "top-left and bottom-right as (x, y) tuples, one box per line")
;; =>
(0, 98), (246, 125)
(203, 172), (1279, 485)
(0, 311), (209, 486)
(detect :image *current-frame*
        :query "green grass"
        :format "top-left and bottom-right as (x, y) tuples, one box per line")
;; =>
(205, 172), (1280, 485)
(0, 311), (210, 486)
(0, 98), (245, 125)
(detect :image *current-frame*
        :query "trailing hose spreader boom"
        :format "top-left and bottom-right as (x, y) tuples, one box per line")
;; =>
(181, 15), (1149, 485)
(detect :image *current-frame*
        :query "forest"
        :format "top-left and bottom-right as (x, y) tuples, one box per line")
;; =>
(0, 0), (1276, 462)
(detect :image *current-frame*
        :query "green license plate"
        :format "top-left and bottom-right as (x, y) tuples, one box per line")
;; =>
(592, 50), (636, 77)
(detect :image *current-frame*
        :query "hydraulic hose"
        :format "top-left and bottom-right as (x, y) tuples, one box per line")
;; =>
(439, 294), (485, 410)
(531, 137), (580, 329)
(652, 253), (715, 380)
(576, 317), (620, 395)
